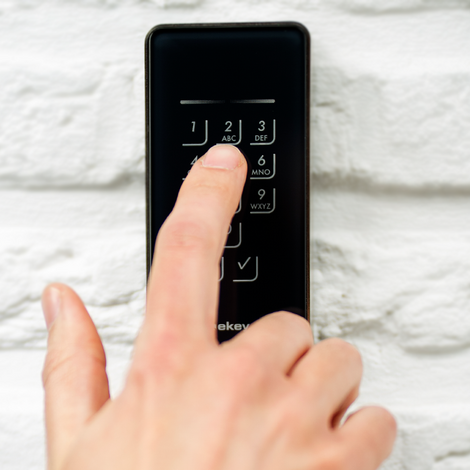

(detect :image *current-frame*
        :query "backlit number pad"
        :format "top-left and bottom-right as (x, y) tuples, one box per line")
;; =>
(180, 117), (278, 284)
(181, 119), (276, 148)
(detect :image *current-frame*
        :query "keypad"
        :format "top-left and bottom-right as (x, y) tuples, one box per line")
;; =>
(147, 24), (309, 343)
(179, 113), (280, 286)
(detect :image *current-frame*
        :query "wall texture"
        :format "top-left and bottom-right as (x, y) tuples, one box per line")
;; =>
(0, 1), (469, 469)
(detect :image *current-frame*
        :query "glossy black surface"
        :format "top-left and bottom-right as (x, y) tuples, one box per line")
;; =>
(146, 23), (309, 342)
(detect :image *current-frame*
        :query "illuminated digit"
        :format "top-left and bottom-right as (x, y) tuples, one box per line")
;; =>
(258, 120), (266, 132)
(258, 189), (266, 200)
(225, 121), (233, 132)
(258, 155), (266, 166)
(191, 121), (196, 132)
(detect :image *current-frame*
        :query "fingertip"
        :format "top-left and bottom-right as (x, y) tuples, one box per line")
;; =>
(341, 406), (397, 466)
(201, 144), (244, 170)
(347, 405), (397, 429)
(368, 406), (398, 440)
(42, 283), (83, 330)
(42, 284), (64, 330)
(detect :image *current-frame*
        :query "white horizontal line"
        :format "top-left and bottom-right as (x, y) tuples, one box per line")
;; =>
(180, 100), (225, 105)
(230, 99), (275, 104)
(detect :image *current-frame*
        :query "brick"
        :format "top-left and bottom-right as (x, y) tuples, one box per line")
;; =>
(0, 61), (143, 187)
(382, 406), (470, 470)
(0, 228), (145, 348)
(341, 405), (470, 470)
(0, 186), (144, 229)
(312, 8), (470, 189)
(0, 186), (145, 346)
(312, 232), (470, 352)
(349, 337), (470, 414)
(313, 61), (470, 187)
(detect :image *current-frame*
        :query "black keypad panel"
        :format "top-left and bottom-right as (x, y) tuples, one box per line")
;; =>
(146, 23), (310, 342)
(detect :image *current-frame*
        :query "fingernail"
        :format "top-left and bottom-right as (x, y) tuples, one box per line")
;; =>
(42, 286), (62, 330)
(201, 145), (242, 170)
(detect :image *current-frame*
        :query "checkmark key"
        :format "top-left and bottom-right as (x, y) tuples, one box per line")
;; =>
(234, 257), (259, 283)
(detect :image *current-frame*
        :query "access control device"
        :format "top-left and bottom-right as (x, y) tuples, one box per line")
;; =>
(146, 22), (310, 342)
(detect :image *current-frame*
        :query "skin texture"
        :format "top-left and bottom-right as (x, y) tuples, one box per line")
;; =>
(42, 144), (396, 470)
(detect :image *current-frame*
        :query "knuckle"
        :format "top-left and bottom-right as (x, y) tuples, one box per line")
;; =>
(158, 215), (217, 256)
(323, 338), (362, 370)
(221, 346), (267, 391)
(42, 349), (105, 389)
(191, 179), (233, 198)
(314, 449), (348, 470)
(184, 177), (238, 220)
(274, 311), (313, 337)
(129, 333), (210, 390)
(184, 178), (236, 217)
(275, 393), (312, 433)
(42, 324), (107, 390)
(42, 353), (71, 387)
(132, 339), (189, 380)
(127, 359), (162, 395)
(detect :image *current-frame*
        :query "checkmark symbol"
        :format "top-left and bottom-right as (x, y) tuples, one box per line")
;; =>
(238, 257), (251, 270)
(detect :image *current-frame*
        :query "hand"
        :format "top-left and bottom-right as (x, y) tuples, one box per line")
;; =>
(42, 144), (396, 470)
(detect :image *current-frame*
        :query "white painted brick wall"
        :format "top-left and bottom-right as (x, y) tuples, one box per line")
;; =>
(0, 1), (469, 469)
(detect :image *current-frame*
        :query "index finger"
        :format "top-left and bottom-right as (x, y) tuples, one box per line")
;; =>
(141, 145), (247, 351)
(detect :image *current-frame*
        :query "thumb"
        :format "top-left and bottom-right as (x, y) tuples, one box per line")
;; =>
(42, 284), (110, 470)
